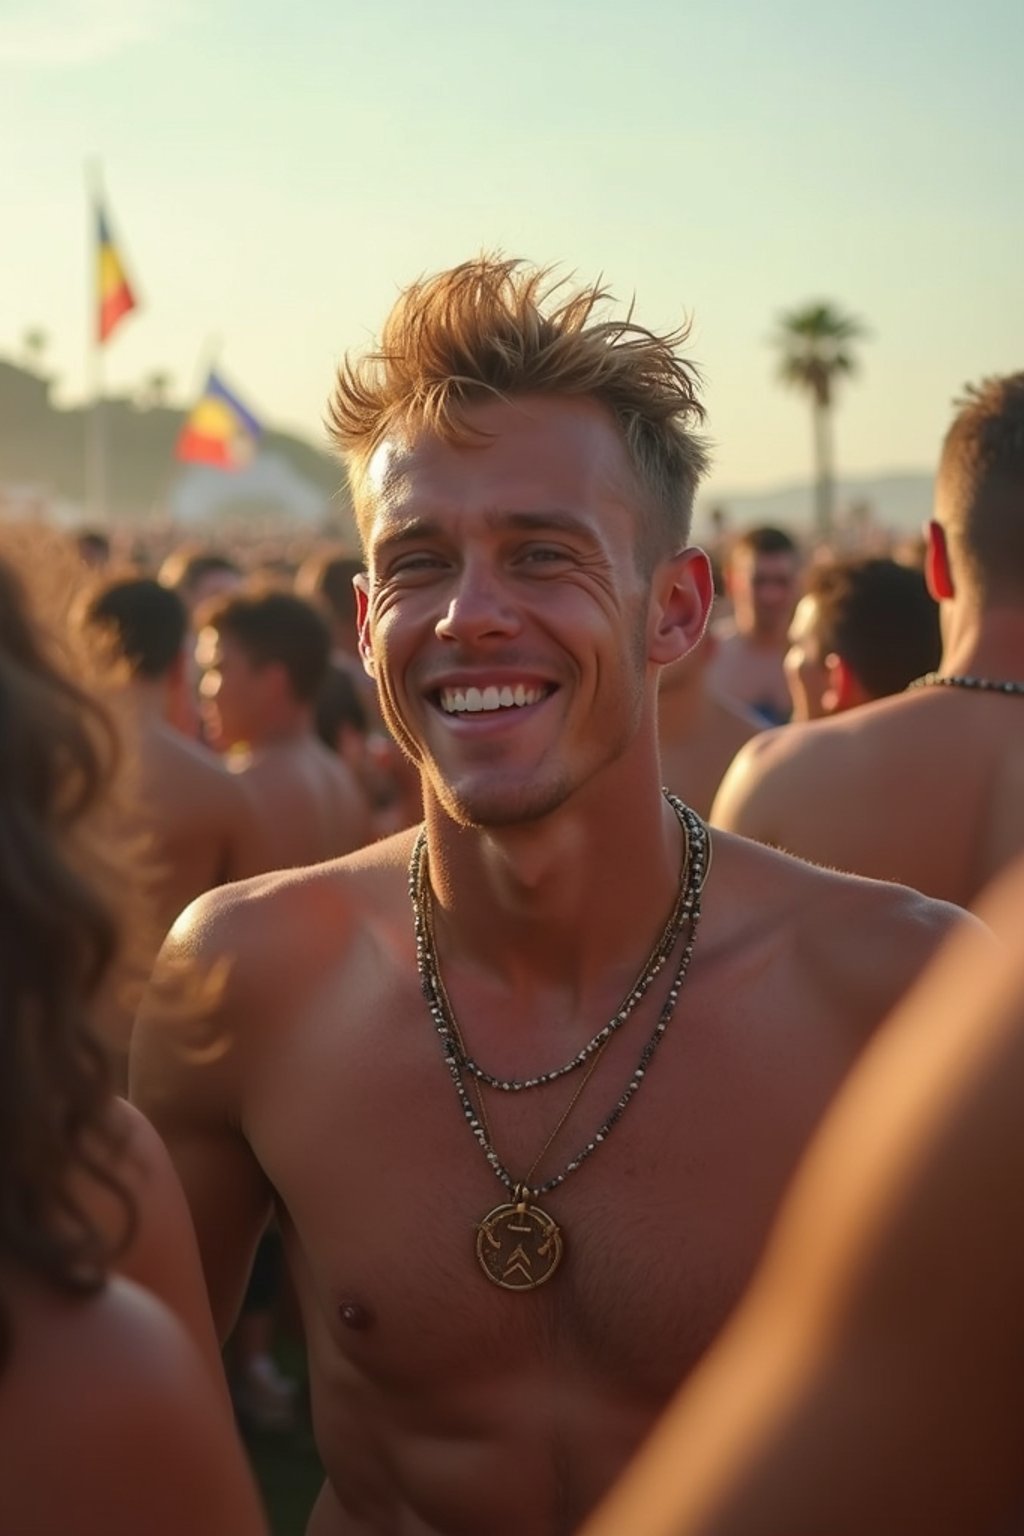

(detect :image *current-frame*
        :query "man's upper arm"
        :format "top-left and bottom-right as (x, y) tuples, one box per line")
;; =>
(129, 896), (273, 1341)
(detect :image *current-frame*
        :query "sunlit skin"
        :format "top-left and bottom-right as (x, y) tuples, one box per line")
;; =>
(784, 595), (830, 722)
(133, 394), (963, 1536)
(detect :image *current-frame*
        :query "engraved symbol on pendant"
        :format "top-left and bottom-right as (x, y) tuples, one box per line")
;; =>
(476, 1197), (563, 1290)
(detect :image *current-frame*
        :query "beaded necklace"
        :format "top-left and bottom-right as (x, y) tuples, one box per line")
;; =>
(907, 673), (1024, 696)
(410, 791), (710, 1290)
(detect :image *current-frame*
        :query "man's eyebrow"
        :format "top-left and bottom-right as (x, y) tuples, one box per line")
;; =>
(372, 517), (444, 554)
(490, 509), (594, 538)
(373, 509), (596, 551)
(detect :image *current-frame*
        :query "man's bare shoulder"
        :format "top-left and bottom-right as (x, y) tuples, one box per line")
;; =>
(709, 723), (815, 834)
(161, 823), (419, 969)
(710, 694), (934, 836)
(707, 829), (975, 1020)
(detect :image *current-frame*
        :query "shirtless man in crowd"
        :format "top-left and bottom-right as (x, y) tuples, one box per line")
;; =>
(195, 586), (372, 867)
(705, 526), (801, 725)
(712, 374), (1024, 907)
(132, 257), (964, 1536)
(81, 575), (267, 932)
(782, 555), (940, 722)
(658, 631), (764, 818)
(78, 575), (268, 1081)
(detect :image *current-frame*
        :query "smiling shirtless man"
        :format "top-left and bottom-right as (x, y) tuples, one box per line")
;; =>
(131, 257), (967, 1536)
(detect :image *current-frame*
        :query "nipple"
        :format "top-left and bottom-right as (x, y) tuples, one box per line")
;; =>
(338, 1300), (373, 1331)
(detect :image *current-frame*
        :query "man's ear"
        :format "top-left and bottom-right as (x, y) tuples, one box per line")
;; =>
(649, 548), (715, 666)
(353, 572), (375, 677)
(925, 520), (955, 602)
(822, 652), (869, 715)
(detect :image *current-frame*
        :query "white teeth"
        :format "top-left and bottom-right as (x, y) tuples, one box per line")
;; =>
(439, 684), (546, 714)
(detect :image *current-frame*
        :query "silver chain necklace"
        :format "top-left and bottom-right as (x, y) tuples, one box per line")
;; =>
(409, 792), (710, 1289)
(908, 673), (1024, 696)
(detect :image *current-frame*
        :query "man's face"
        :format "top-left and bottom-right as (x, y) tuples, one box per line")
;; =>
(196, 627), (267, 751)
(731, 549), (800, 638)
(784, 594), (830, 721)
(356, 394), (667, 828)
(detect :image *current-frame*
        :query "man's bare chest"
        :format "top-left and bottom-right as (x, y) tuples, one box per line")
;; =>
(237, 957), (860, 1401)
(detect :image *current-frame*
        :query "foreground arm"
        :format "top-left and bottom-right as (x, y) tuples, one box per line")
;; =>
(0, 1278), (268, 1536)
(77, 1097), (227, 1391)
(130, 884), (275, 1341)
(582, 865), (1024, 1536)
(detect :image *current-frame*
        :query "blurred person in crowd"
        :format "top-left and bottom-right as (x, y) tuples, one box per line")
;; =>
(712, 375), (1024, 906)
(783, 556), (940, 722)
(196, 586), (371, 867)
(298, 544), (422, 828)
(158, 542), (244, 614)
(0, 543), (268, 1536)
(658, 627), (764, 819)
(81, 575), (269, 937)
(154, 543), (245, 738)
(706, 526), (802, 725)
(582, 858), (1024, 1536)
(132, 257), (964, 1536)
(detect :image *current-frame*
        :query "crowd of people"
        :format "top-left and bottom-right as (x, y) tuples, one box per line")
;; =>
(2, 255), (1023, 1535)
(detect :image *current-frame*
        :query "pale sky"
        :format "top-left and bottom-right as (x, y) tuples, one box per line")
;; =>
(4, 0), (1022, 504)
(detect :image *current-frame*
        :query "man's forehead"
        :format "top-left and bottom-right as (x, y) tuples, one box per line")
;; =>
(363, 397), (635, 520)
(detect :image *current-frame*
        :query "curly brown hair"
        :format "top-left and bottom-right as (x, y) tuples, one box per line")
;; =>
(327, 255), (710, 561)
(0, 546), (134, 1366)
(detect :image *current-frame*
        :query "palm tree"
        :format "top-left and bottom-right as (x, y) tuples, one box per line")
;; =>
(773, 302), (866, 538)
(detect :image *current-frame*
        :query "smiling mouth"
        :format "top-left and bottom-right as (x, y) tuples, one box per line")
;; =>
(437, 683), (551, 715)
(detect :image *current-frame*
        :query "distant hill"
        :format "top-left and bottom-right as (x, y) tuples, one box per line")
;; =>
(0, 357), (356, 538)
(1, 355), (933, 544)
(695, 470), (934, 542)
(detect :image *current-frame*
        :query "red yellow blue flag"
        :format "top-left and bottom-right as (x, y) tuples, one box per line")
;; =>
(176, 369), (263, 470)
(96, 200), (138, 344)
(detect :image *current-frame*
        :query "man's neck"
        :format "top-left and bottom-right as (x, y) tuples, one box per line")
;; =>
(421, 776), (686, 993)
(940, 603), (1024, 681)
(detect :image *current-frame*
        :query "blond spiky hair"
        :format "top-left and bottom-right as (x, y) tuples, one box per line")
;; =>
(326, 255), (711, 554)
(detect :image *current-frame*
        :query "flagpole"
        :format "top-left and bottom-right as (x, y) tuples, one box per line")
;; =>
(85, 161), (106, 526)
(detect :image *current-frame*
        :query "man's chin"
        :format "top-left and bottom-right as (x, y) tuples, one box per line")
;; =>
(433, 773), (571, 830)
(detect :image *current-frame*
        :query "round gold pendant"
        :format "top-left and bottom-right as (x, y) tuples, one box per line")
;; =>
(476, 1197), (563, 1290)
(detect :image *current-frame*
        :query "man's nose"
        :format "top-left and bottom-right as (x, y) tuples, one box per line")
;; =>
(435, 560), (521, 644)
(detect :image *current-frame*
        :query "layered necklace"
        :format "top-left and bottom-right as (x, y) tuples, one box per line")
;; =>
(908, 673), (1024, 696)
(409, 791), (710, 1290)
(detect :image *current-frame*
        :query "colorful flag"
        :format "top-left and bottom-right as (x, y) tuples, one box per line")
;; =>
(96, 200), (138, 344)
(176, 369), (263, 470)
